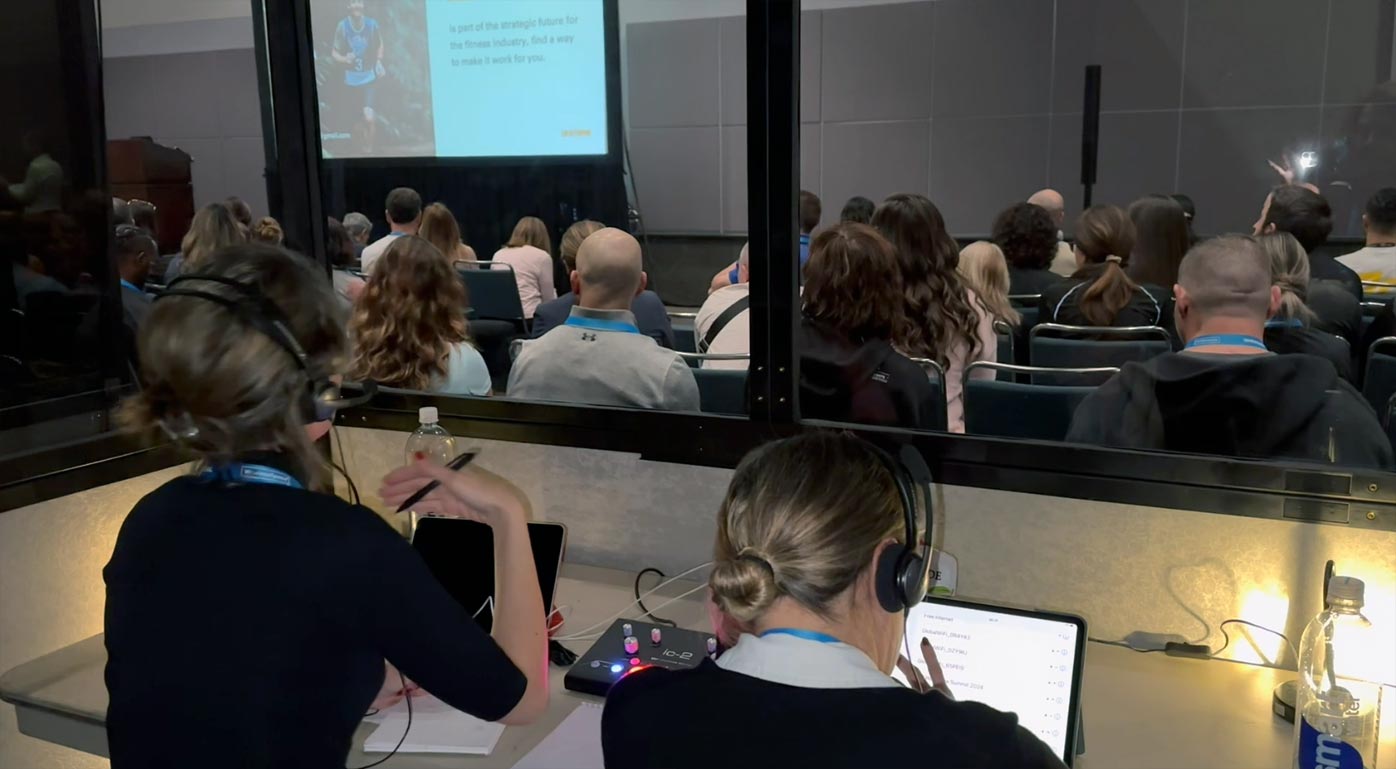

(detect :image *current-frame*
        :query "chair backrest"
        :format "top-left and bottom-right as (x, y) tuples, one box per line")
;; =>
(456, 261), (524, 327)
(1362, 281), (1396, 299)
(669, 311), (698, 354)
(692, 368), (748, 415)
(963, 361), (1116, 441)
(1363, 337), (1396, 413)
(677, 352), (750, 370)
(906, 357), (949, 432)
(992, 319), (1015, 379)
(1029, 323), (1171, 384)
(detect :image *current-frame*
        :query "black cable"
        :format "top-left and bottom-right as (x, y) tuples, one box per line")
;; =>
(330, 425), (360, 504)
(349, 667), (412, 769)
(634, 568), (678, 627)
(1215, 619), (1298, 663)
(1088, 636), (1165, 654)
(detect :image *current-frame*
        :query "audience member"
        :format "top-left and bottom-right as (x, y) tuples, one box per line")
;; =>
(493, 215), (558, 321)
(993, 202), (1066, 295)
(800, 222), (943, 431)
(1040, 205), (1164, 328)
(163, 202), (244, 282)
(114, 224), (156, 332)
(349, 236), (491, 396)
(1254, 184), (1361, 300)
(113, 197), (134, 226)
(342, 211), (373, 261)
(252, 216), (284, 246)
(1127, 195), (1190, 289)
(107, 244), (546, 768)
(419, 202), (478, 263)
(325, 217), (365, 311)
(128, 199), (158, 240)
(694, 242), (751, 369)
(1336, 187), (1396, 292)
(957, 241), (1020, 328)
(1068, 236), (1390, 469)
(509, 228), (698, 411)
(1257, 232), (1352, 381)
(1170, 193), (1199, 245)
(360, 187), (422, 274)
(602, 432), (1063, 769)
(533, 220), (674, 348)
(223, 196), (254, 232)
(6, 131), (63, 214)
(1028, 188), (1077, 277)
(875, 194), (996, 433)
(839, 195), (875, 225)
(711, 189), (822, 293)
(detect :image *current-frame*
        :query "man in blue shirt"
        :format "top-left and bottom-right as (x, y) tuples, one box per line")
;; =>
(331, 0), (385, 152)
(115, 225), (156, 333)
(709, 190), (821, 294)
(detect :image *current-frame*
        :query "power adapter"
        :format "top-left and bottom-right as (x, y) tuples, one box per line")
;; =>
(1163, 641), (1212, 659)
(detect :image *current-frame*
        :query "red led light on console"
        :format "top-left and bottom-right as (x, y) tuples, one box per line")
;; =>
(630, 658), (640, 666)
(622, 664), (654, 677)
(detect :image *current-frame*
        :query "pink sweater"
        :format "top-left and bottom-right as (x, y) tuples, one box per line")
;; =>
(942, 288), (999, 433)
(491, 245), (557, 319)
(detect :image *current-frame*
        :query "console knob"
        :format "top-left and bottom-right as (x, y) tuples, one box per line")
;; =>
(623, 636), (639, 655)
(706, 637), (718, 655)
(621, 623), (633, 637)
(650, 628), (662, 645)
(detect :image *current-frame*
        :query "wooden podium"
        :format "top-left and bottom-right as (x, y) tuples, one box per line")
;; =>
(107, 138), (193, 255)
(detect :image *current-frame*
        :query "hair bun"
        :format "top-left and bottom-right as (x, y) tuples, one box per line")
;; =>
(1104, 254), (1124, 264)
(709, 549), (781, 625)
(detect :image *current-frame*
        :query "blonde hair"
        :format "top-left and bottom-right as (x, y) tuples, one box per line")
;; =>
(709, 433), (904, 626)
(560, 220), (604, 271)
(957, 241), (1021, 327)
(252, 216), (284, 245)
(419, 203), (468, 262)
(180, 203), (245, 272)
(1258, 231), (1317, 324)
(349, 236), (471, 390)
(120, 244), (345, 490)
(504, 216), (552, 255)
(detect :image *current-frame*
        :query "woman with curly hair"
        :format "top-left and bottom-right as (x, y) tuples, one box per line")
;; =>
(992, 202), (1066, 296)
(873, 194), (996, 433)
(349, 236), (492, 395)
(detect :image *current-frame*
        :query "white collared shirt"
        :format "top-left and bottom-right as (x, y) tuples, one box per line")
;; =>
(716, 632), (901, 690)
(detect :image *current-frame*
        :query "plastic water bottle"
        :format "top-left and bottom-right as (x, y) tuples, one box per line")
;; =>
(405, 407), (456, 465)
(1293, 576), (1382, 769)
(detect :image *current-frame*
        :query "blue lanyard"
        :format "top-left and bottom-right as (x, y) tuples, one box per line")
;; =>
(199, 463), (303, 489)
(564, 315), (641, 334)
(1185, 334), (1267, 351)
(760, 628), (842, 644)
(120, 279), (143, 294)
(1264, 318), (1304, 329)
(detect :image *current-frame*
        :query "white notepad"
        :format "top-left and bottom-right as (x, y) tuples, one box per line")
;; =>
(511, 702), (604, 769)
(362, 694), (506, 755)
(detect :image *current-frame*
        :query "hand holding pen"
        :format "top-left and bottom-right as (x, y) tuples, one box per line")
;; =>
(379, 452), (530, 527)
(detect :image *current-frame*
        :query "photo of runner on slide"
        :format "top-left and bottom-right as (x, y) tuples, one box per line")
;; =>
(330, 0), (385, 153)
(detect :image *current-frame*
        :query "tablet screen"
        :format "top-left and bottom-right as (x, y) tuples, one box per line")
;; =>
(894, 597), (1084, 764)
(411, 518), (565, 633)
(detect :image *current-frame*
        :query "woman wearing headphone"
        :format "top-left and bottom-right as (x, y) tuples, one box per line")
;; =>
(602, 432), (1061, 768)
(103, 244), (548, 768)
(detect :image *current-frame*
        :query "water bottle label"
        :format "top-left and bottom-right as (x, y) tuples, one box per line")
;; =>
(1298, 718), (1364, 769)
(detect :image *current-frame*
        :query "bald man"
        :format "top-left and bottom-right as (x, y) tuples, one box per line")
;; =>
(508, 228), (700, 412)
(1029, 188), (1077, 278)
(1067, 235), (1391, 469)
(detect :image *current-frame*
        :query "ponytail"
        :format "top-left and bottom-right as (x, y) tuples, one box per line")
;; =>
(1076, 255), (1139, 326)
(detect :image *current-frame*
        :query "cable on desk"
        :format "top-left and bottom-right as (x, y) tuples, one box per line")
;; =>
(634, 568), (678, 627)
(1215, 619), (1298, 665)
(1088, 636), (1164, 654)
(350, 667), (412, 769)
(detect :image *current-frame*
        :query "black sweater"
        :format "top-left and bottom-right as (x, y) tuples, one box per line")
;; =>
(103, 455), (526, 769)
(798, 317), (944, 431)
(602, 661), (1064, 769)
(1066, 353), (1393, 469)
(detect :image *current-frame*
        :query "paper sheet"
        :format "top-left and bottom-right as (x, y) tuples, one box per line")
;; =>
(511, 702), (604, 769)
(362, 694), (506, 755)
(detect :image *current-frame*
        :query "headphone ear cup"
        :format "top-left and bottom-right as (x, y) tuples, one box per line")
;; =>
(899, 549), (929, 608)
(303, 380), (336, 424)
(875, 543), (910, 613)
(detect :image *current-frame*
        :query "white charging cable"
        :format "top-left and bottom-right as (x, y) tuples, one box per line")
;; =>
(554, 561), (713, 642)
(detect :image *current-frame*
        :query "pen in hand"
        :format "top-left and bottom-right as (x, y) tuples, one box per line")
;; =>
(394, 450), (479, 513)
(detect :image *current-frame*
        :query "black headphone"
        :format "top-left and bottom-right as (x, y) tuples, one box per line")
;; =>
(157, 273), (376, 423)
(866, 440), (934, 614)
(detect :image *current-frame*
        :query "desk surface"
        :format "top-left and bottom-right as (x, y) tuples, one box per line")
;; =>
(3, 563), (1393, 769)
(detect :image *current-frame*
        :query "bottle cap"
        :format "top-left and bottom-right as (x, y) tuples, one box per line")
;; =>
(1328, 576), (1364, 605)
(419, 406), (439, 424)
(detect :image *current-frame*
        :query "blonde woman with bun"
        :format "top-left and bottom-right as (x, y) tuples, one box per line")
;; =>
(1040, 205), (1165, 328)
(957, 241), (1021, 327)
(105, 243), (547, 768)
(601, 432), (1063, 769)
(1258, 231), (1353, 381)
